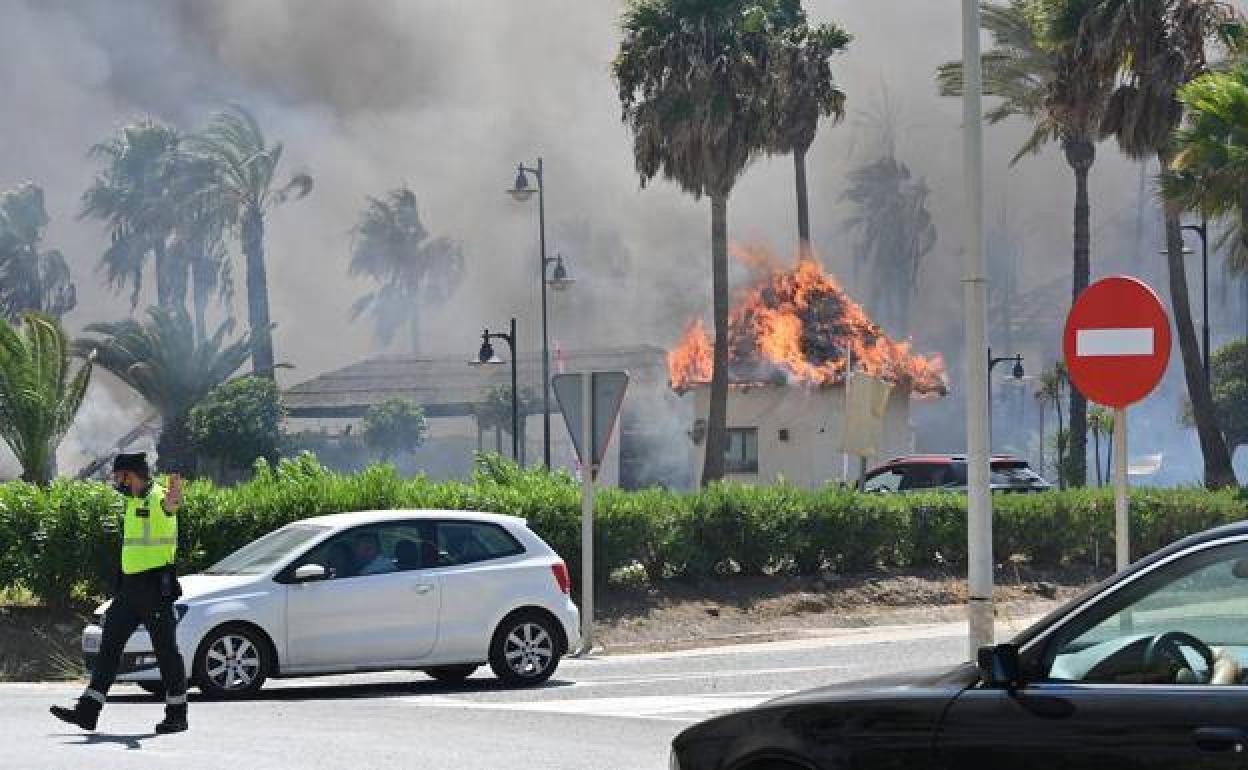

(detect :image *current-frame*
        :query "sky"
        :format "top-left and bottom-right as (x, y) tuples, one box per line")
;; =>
(1, 0), (1242, 481)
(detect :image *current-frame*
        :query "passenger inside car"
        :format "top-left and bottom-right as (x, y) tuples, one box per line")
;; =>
(325, 541), (356, 579)
(353, 532), (393, 575)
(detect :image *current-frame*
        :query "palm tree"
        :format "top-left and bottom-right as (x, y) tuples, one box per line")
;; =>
(939, 0), (1115, 488)
(614, 0), (792, 484)
(348, 188), (464, 354)
(1088, 405), (1114, 485)
(842, 153), (937, 337)
(0, 312), (93, 484)
(76, 306), (253, 475)
(1080, 0), (1239, 488)
(1165, 65), (1248, 271)
(1037, 362), (1069, 487)
(767, 19), (851, 260)
(190, 105), (313, 379)
(81, 119), (186, 311)
(169, 154), (234, 345)
(0, 183), (76, 320)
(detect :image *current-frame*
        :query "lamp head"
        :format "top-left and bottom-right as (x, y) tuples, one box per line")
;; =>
(1012, 356), (1025, 380)
(547, 254), (575, 290)
(508, 166), (535, 202)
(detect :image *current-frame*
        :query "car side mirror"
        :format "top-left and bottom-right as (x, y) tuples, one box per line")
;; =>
(294, 564), (327, 582)
(977, 643), (1022, 693)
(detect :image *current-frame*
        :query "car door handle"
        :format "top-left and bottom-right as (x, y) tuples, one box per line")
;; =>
(1193, 727), (1248, 753)
(412, 584), (435, 595)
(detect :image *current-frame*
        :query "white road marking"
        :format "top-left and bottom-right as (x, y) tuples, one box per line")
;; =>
(410, 691), (786, 722)
(1076, 327), (1154, 357)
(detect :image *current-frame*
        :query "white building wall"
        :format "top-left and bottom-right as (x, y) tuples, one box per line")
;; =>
(688, 384), (915, 488)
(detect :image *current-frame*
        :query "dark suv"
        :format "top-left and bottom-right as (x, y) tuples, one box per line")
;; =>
(861, 454), (1051, 494)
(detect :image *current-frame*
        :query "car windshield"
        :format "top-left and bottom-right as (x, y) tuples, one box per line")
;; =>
(203, 524), (330, 575)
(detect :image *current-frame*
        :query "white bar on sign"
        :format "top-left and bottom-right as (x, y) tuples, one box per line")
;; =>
(1076, 328), (1154, 357)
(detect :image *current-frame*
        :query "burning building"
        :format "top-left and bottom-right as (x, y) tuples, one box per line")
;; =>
(669, 252), (947, 488)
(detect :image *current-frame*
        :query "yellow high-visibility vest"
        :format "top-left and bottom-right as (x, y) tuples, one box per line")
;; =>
(120, 483), (177, 575)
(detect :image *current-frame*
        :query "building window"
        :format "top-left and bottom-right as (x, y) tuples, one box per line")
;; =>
(723, 427), (759, 474)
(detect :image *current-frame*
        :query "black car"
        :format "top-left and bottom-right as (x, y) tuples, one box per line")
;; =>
(671, 521), (1248, 769)
(861, 454), (1051, 494)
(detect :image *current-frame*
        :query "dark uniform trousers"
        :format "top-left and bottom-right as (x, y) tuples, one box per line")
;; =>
(85, 567), (187, 706)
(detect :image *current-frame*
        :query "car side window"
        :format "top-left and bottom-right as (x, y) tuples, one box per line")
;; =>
(1043, 541), (1248, 686)
(291, 521), (439, 579)
(863, 469), (903, 493)
(437, 522), (524, 566)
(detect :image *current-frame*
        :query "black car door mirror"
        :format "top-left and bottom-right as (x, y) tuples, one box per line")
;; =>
(977, 643), (1022, 693)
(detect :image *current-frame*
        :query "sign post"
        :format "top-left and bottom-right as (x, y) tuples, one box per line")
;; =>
(552, 370), (629, 656)
(1063, 276), (1171, 570)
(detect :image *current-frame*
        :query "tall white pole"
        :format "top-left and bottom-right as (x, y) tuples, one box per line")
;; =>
(579, 373), (596, 655)
(962, 0), (994, 657)
(1113, 408), (1129, 570)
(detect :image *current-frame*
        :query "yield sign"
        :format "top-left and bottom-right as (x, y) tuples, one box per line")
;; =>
(552, 371), (629, 478)
(1063, 276), (1172, 409)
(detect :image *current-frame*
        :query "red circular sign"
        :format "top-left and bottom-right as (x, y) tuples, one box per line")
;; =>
(1062, 276), (1171, 409)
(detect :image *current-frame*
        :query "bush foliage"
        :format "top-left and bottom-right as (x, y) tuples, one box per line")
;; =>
(1, 453), (1245, 606)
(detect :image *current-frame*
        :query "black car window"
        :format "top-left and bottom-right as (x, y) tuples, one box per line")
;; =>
(1042, 540), (1248, 686)
(437, 521), (524, 565)
(286, 521), (438, 580)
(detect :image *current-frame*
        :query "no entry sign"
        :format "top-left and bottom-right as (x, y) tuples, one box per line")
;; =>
(1063, 276), (1172, 410)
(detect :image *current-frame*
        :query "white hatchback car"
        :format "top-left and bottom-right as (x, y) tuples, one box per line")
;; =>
(82, 510), (581, 698)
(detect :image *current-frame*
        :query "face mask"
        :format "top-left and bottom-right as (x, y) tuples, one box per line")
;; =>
(115, 482), (129, 495)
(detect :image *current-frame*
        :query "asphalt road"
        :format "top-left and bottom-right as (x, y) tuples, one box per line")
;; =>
(0, 619), (1009, 770)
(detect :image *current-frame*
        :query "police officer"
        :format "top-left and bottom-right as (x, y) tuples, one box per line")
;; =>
(51, 452), (189, 734)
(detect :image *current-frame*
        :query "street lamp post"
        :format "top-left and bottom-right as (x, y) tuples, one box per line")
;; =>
(987, 348), (1025, 453)
(961, 0), (994, 657)
(1179, 218), (1211, 381)
(473, 318), (519, 462)
(508, 159), (565, 471)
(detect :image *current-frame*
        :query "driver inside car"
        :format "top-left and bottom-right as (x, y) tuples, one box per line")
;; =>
(1175, 646), (1242, 685)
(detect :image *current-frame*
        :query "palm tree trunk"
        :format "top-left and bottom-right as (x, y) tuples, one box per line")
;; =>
(409, 309), (421, 356)
(242, 205), (276, 379)
(191, 255), (211, 345)
(702, 193), (730, 486)
(1092, 427), (1102, 487)
(1105, 420), (1113, 487)
(154, 240), (175, 310)
(794, 144), (812, 262)
(1159, 158), (1237, 488)
(1065, 139), (1095, 488)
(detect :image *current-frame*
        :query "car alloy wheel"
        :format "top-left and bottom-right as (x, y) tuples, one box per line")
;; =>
(193, 624), (270, 699)
(489, 612), (561, 686)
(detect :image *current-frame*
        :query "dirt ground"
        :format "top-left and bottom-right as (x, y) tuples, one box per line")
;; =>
(0, 566), (1102, 681)
(594, 566), (1101, 653)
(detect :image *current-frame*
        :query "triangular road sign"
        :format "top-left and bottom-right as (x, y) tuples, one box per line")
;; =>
(552, 371), (629, 478)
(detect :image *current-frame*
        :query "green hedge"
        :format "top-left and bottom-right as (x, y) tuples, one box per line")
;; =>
(1, 453), (1245, 606)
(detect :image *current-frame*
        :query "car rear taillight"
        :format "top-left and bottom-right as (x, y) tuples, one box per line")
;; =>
(551, 562), (571, 595)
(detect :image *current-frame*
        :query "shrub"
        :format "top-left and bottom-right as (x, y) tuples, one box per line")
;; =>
(2, 454), (1246, 606)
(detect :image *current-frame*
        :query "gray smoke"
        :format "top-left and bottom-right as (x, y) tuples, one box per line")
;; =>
(1, 0), (1243, 484)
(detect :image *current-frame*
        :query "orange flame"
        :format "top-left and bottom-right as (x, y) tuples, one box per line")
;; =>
(668, 247), (947, 395)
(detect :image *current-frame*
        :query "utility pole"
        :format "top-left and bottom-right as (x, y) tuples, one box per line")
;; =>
(962, 0), (994, 658)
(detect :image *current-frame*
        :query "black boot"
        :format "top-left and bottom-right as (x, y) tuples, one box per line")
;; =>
(50, 697), (101, 731)
(154, 704), (187, 734)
